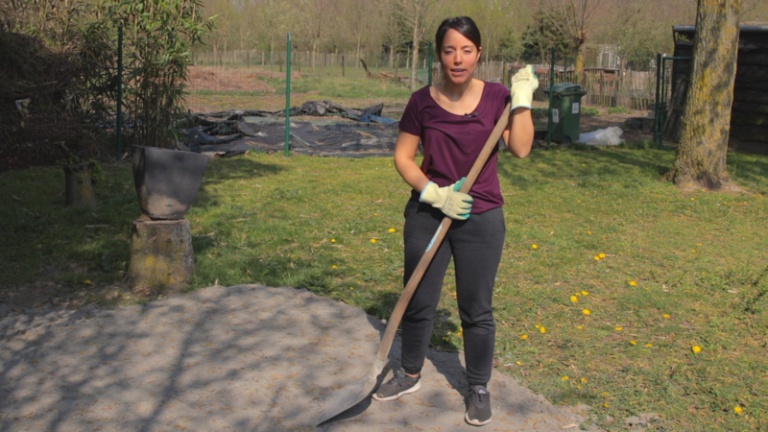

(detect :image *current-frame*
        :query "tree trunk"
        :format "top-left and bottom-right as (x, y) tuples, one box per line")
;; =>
(410, 14), (419, 91)
(64, 163), (96, 208)
(129, 216), (195, 296)
(671, 0), (741, 190)
(575, 43), (586, 85)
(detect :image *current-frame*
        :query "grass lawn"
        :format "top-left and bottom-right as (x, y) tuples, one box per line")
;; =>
(2, 68), (767, 430)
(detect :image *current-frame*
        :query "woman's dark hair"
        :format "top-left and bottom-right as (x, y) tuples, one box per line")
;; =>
(435, 16), (482, 52)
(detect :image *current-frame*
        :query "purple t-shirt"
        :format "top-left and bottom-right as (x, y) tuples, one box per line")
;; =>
(399, 81), (511, 213)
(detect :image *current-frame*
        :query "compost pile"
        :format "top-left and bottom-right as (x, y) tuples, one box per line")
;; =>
(181, 100), (399, 158)
(0, 32), (102, 171)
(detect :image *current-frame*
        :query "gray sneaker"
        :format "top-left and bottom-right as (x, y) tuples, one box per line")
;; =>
(465, 385), (492, 426)
(371, 367), (421, 401)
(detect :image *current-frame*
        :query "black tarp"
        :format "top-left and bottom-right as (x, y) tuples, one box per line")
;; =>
(180, 100), (399, 157)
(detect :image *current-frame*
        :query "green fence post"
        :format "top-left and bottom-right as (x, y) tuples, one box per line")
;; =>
(116, 26), (123, 160)
(285, 33), (292, 157)
(546, 46), (556, 146)
(654, 52), (663, 148)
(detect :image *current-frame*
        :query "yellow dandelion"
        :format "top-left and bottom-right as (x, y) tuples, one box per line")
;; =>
(599, 253), (606, 259)
(535, 323), (542, 329)
(331, 264), (338, 269)
(84, 279), (92, 286)
(645, 343), (653, 348)
(582, 309), (591, 316)
(615, 326), (623, 332)
(570, 295), (578, 303)
(627, 280), (637, 287)
(593, 255), (601, 261)
(692, 345), (702, 354)
(603, 402), (610, 408)
(581, 290), (589, 296)
(630, 340), (637, 346)
(531, 243), (539, 249)
(663, 313), (671, 319)
(561, 375), (570, 381)
(539, 326), (547, 334)
(516, 360), (523, 366)
(520, 334), (528, 340)
(330, 238), (337, 243)
(577, 325), (584, 330)
(456, 329), (463, 337)
(388, 227), (396, 233)
(734, 406), (743, 415)
(581, 377), (588, 383)
(370, 238), (377, 244)
(587, 230), (592, 235)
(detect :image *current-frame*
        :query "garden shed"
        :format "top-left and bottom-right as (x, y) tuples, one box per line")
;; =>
(666, 24), (768, 154)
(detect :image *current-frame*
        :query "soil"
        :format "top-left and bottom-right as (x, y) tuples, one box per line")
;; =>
(0, 284), (603, 431)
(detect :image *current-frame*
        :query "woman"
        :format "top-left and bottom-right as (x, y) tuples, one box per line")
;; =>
(371, 16), (538, 427)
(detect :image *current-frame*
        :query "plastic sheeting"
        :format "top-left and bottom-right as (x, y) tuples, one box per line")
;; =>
(180, 100), (399, 157)
(579, 126), (625, 146)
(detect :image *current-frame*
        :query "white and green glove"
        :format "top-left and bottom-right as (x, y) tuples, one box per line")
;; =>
(510, 64), (539, 111)
(419, 177), (473, 220)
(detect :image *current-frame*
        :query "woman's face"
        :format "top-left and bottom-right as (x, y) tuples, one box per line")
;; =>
(439, 28), (481, 86)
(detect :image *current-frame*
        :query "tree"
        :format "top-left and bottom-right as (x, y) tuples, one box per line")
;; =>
(396, 0), (436, 90)
(520, 8), (576, 63)
(670, 0), (741, 190)
(293, 0), (337, 70)
(339, 0), (383, 69)
(381, 1), (409, 70)
(100, 0), (213, 148)
(533, 0), (601, 78)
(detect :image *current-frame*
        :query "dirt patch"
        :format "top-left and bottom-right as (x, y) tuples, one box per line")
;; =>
(185, 65), (286, 93)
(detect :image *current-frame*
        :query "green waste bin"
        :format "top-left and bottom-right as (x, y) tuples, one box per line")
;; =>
(545, 83), (587, 144)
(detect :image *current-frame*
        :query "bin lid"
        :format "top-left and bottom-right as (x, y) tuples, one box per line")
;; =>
(545, 82), (586, 96)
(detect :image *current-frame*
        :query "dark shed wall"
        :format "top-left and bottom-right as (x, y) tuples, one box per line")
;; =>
(669, 24), (768, 153)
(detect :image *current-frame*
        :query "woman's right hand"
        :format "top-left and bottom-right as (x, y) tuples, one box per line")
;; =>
(419, 179), (473, 220)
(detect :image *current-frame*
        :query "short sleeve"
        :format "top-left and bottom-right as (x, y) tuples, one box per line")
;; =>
(399, 90), (424, 137)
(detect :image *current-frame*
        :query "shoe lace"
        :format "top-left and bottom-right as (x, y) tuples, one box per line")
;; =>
(389, 369), (418, 388)
(471, 387), (488, 405)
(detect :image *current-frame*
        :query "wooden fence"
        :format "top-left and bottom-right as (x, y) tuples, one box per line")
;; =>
(454, 64), (655, 111)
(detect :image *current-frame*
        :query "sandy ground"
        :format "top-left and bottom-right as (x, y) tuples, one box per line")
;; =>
(1, 284), (602, 431)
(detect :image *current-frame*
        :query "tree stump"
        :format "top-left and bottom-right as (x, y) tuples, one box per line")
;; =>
(128, 216), (194, 296)
(64, 163), (96, 208)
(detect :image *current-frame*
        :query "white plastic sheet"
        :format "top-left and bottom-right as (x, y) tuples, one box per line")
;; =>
(578, 126), (625, 146)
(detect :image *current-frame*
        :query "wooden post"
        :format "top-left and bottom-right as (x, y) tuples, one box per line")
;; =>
(128, 216), (195, 296)
(64, 163), (96, 208)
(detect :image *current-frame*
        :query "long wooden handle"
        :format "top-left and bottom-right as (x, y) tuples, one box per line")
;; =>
(376, 102), (512, 361)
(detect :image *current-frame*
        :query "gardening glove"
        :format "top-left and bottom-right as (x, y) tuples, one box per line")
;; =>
(510, 64), (539, 111)
(419, 177), (473, 220)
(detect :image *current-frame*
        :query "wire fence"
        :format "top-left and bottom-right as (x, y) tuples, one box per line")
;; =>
(190, 49), (658, 112)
